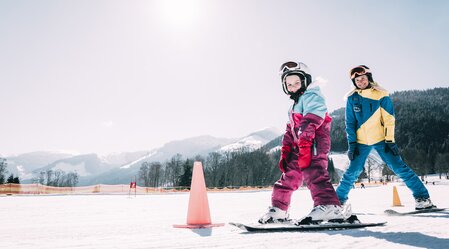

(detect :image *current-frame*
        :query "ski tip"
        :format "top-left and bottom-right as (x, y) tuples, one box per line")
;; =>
(384, 207), (447, 216)
(367, 221), (387, 227)
(229, 222), (249, 231)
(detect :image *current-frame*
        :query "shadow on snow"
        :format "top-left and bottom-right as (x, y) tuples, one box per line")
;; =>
(344, 230), (449, 249)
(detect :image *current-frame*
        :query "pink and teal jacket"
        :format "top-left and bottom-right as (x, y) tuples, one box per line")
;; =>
(272, 82), (340, 209)
(282, 82), (332, 161)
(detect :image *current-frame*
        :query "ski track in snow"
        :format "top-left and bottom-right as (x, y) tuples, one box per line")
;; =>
(1, 183), (449, 249)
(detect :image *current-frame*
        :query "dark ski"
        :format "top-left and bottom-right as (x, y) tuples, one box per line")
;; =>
(229, 221), (386, 232)
(384, 208), (446, 216)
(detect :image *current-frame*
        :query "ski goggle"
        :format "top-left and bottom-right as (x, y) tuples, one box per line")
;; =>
(350, 66), (371, 80)
(279, 61), (302, 74)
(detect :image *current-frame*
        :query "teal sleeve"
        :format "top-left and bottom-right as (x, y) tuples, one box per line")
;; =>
(302, 92), (327, 119)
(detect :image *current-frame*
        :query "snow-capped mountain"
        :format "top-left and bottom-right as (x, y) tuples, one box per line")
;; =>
(8, 127), (282, 185)
(34, 154), (119, 177)
(143, 135), (237, 162)
(118, 128), (281, 171)
(17, 151), (148, 184)
(218, 127), (282, 152)
(99, 151), (150, 166)
(85, 134), (235, 185)
(5, 151), (77, 180)
(86, 128), (282, 185)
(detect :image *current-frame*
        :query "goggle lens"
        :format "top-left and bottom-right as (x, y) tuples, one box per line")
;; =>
(280, 61), (300, 73)
(350, 66), (370, 79)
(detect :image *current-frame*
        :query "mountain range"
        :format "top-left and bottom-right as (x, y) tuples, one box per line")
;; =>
(3, 127), (282, 185)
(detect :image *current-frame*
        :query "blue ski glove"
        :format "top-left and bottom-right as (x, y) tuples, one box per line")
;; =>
(385, 141), (399, 156)
(348, 142), (359, 161)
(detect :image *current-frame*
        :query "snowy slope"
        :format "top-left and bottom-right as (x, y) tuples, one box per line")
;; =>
(85, 136), (235, 185)
(4, 128), (282, 186)
(7, 151), (148, 183)
(5, 151), (76, 180)
(1, 183), (448, 249)
(86, 128), (281, 185)
(218, 127), (281, 152)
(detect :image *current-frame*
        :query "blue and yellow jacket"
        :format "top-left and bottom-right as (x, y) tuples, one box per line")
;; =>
(345, 82), (395, 145)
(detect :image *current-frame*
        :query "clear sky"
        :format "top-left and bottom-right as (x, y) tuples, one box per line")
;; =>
(1, 0), (448, 156)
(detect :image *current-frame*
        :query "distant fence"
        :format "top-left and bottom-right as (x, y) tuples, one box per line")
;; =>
(0, 182), (394, 195)
(0, 184), (274, 195)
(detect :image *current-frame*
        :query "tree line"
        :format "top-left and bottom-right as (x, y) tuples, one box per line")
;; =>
(0, 157), (81, 187)
(137, 150), (277, 188)
(137, 148), (341, 189)
(0, 158), (20, 184)
(34, 169), (79, 187)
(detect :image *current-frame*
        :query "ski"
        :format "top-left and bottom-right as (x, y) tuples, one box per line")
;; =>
(384, 207), (447, 216)
(229, 221), (386, 232)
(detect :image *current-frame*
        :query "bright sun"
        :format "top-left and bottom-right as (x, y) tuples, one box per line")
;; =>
(158, 0), (201, 28)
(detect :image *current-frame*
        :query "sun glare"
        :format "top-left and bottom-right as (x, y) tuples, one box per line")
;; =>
(158, 0), (201, 28)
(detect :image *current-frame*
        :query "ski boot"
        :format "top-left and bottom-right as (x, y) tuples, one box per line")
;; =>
(258, 206), (290, 224)
(296, 205), (345, 225)
(340, 202), (360, 224)
(415, 198), (436, 210)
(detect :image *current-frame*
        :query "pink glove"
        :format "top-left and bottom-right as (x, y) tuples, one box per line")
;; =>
(278, 146), (291, 173)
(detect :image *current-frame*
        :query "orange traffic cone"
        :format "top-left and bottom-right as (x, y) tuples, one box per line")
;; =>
(173, 161), (224, 229)
(392, 186), (403, 207)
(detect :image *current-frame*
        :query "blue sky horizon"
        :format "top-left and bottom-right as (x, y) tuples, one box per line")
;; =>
(1, 0), (448, 156)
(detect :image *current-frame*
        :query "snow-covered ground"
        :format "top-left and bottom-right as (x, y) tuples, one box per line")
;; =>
(1, 182), (448, 249)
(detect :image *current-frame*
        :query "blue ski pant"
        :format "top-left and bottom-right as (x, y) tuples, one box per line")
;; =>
(336, 141), (429, 204)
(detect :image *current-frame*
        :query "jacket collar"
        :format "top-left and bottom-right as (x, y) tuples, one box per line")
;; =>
(345, 81), (387, 98)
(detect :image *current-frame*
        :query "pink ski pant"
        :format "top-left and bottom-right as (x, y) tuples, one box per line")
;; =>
(272, 151), (340, 211)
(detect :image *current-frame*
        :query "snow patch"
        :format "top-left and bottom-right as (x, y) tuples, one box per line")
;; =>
(269, 145), (281, 154)
(16, 165), (33, 180)
(120, 151), (157, 169)
(218, 136), (264, 152)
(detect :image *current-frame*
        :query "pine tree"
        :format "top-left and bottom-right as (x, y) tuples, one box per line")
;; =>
(6, 174), (20, 184)
(382, 163), (394, 182)
(178, 159), (193, 188)
(0, 158), (7, 184)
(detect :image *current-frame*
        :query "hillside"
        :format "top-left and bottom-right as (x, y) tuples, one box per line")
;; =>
(3, 128), (281, 186)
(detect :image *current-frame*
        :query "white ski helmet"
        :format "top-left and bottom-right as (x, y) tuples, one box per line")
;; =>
(279, 61), (313, 94)
(349, 65), (374, 88)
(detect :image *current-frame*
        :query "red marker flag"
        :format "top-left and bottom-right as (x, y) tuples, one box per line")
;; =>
(130, 181), (136, 189)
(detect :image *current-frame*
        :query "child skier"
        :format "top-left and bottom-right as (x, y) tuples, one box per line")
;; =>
(336, 65), (436, 214)
(259, 61), (344, 224)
